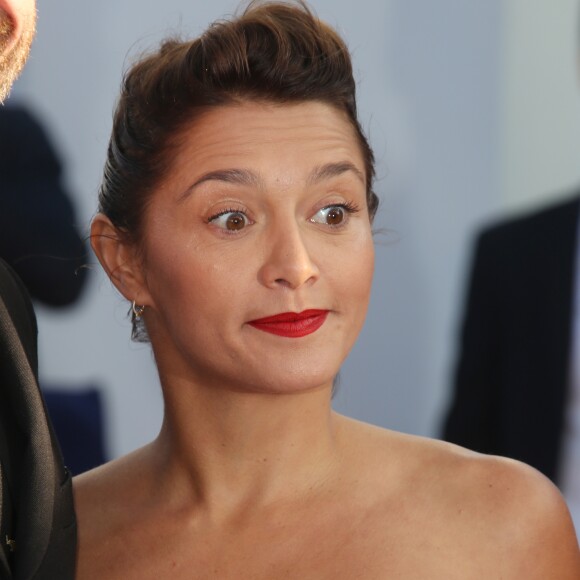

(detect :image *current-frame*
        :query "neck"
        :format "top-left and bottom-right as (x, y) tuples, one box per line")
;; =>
(150, 376), (341, 516)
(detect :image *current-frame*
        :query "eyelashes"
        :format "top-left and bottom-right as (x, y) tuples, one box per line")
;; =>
(309, 201), (361, 227)
(207, 207), (251, 232)
(207, 200), (362, 233)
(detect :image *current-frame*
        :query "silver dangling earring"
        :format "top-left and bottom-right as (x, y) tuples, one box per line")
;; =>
(131, 300), (145, 320)
(130, 300), (147, 342)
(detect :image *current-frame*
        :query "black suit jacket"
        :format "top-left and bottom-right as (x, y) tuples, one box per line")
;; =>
(0, 258), (76, 579)
(443, 195), (579, 484)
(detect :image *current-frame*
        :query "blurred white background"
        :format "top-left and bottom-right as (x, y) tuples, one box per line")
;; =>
(10, 0), (580, 458)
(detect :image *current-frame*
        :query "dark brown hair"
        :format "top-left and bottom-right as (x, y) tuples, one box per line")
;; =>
(98, 0), (378, 243)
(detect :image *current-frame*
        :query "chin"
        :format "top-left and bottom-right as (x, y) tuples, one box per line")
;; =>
(242, 364), (339, 396)
(239, 338), (353, 395)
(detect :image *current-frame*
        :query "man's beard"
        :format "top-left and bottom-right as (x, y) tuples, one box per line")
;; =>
(0, 8), (36, 103)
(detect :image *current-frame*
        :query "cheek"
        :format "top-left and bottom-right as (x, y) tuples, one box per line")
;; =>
(346, 235), (374, 293)
(143, 235), (245, 324)
(325, 233), (374, 312)
(141, 231), (202, 308)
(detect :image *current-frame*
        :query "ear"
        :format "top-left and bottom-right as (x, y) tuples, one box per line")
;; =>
(90, 213), (150, 304)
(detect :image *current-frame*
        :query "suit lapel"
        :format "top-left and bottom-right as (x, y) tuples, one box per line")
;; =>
(0, 295), (56, 579)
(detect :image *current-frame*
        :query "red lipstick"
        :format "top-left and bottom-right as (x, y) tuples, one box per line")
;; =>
(248, 309), (329, 338)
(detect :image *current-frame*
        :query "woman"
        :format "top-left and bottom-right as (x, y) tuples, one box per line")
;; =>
(75, 2), (580, 577)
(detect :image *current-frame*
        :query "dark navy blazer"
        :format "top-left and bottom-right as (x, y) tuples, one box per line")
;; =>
(443, 195), (579, 484)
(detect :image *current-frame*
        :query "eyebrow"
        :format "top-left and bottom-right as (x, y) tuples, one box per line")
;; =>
(307, 161), (365, 187)
(178, 161), (365, 201)
(178, 168), (259, 201)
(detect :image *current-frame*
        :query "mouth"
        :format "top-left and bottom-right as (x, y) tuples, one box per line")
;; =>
(248, 309), (329, 338)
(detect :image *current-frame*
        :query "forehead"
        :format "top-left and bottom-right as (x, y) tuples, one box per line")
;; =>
(166, 101), (366, 190)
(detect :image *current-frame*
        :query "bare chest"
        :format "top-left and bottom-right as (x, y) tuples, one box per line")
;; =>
(76, 507), (493, 580)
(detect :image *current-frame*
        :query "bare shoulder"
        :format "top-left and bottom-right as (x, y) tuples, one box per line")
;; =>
(336, 417), (580, 578)
(73, 445), (157, 578)
(437, 443), (580, 578)
(73, 444), (152, 513)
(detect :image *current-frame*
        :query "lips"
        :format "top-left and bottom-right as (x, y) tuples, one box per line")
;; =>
(248, 309), (329, 338)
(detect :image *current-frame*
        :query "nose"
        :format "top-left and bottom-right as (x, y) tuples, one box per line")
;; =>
(258, 222), (320, 289)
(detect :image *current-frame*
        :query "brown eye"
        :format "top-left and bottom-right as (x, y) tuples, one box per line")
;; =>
(210, 210), (250, 232)
(226, 212), (246, 231)
(310, 205), (348, 226)
(326, 207), (344, 225)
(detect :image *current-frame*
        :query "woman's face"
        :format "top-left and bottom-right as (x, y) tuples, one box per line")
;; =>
(136, 101), (374, 394)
